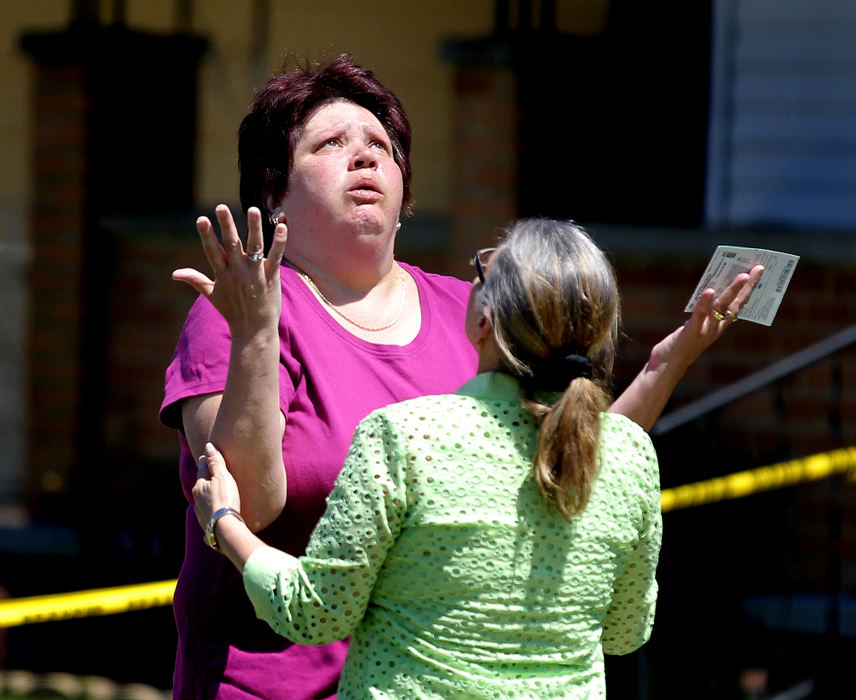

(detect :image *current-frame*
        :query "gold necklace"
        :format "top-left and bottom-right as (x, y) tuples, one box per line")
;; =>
(299, 266), (406, 332)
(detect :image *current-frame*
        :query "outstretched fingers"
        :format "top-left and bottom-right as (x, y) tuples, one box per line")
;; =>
(173, 204), (285, 331)
(689, 288), (717, 327)
(215, 204), (245, 264)
(245, 207), (265, 259)
(726, 264), (764, 315)
(267, 221), (288, 269)
(195, 214), (228, 275)
(170, 213), (225, 297)
(172, 267), (216, 296)
(710, 264), (764, 325)
(712, 272), (748, 319)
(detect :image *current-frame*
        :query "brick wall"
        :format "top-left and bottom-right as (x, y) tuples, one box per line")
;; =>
(102, 229), (207, 466)
(24, 61), (89, 510)
(19, 25), (206, 543)
(446, 60), (520, 278)
(612, 254), (856, 594)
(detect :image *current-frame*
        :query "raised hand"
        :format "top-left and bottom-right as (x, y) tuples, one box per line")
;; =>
(652, 263), (764, 372)
(609, 264), (764, 431)
(173, 205), (288, 338)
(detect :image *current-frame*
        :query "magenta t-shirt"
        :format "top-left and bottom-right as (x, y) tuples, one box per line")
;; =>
(161, 263), (478, 699)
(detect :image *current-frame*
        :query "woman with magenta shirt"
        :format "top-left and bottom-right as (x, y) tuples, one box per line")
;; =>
(162, 54), (761, 699)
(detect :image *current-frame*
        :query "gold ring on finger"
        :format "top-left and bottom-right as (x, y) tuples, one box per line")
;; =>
(711, 309), (726, 321)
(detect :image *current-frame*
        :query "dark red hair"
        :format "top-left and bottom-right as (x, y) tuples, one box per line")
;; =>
(238, 53), (413, 248)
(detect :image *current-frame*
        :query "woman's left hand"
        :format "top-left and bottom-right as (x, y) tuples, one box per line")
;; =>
(651, 263), (765, 372)
(192, 442), (242, 533)
(609, 263), (764, 431)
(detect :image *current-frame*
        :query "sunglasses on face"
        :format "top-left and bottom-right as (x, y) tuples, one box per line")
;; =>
(470, 247), (497, 284)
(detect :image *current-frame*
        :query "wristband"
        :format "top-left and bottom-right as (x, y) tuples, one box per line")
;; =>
(204, 507), (244, 551)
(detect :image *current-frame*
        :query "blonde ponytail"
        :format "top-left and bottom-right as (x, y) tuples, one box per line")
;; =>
(480, 218), (620, 520)
(526, 377), (610, 519)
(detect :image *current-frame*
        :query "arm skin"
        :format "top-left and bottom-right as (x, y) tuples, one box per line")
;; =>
(194, 419), (405, 646)
(193, 441), (270, 571)
(174, 205), (289, 532)
(609, 265), (764, 432)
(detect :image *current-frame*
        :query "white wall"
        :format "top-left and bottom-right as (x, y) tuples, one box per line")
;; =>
(706, 0), (856, 231)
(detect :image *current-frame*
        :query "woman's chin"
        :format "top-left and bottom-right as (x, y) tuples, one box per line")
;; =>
(349, 209), (396, 237)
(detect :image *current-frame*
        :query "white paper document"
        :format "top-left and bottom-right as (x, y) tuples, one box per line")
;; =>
(684, 246), (799, 326)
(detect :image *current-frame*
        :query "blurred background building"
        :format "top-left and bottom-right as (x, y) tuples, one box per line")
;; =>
(1, 0), (855, 697)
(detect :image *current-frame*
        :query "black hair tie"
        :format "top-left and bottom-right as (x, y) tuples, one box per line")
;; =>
(559, 353), (593, 381)
(529, 350), (593, 391)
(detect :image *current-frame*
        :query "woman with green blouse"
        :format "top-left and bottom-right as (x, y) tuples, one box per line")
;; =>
(191, 217), (666, 698)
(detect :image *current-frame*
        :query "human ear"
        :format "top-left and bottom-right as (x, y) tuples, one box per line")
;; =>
(264, 192), (286, 226)
(474, 306), (493, 344)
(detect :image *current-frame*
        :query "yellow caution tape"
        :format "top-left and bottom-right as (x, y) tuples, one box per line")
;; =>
(0, 579), (175, 629)
(2, 447), (856, 629)
(660, 446), (856, 512)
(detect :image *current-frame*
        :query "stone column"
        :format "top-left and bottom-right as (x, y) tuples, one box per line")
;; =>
(442, 37), (520, 279)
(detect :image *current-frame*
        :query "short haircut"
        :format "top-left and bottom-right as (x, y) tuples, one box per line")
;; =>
(238, 53), (413, 248)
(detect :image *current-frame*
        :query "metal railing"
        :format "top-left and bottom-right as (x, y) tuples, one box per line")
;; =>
(651, 323), (856, 436)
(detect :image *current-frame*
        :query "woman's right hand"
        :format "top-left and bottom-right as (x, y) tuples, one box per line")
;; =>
(193, 441), (242, 533)
(173, 205), (288, 338)
(193, 441), (266, 571)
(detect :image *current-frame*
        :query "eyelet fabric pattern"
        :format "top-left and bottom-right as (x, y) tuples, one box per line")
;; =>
(243, 372), (661, 698)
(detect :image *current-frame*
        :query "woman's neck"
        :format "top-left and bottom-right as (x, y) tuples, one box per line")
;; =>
(284, 253), (421, 346)
(284, 253), (399, 303)
(476, 337), (502, 374)
(284, 226), (399, 298)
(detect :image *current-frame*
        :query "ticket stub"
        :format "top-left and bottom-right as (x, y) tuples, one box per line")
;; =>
(684, 246), (799, 326)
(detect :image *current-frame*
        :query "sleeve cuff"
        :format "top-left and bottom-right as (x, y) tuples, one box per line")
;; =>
(242, 546), (300, 618)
